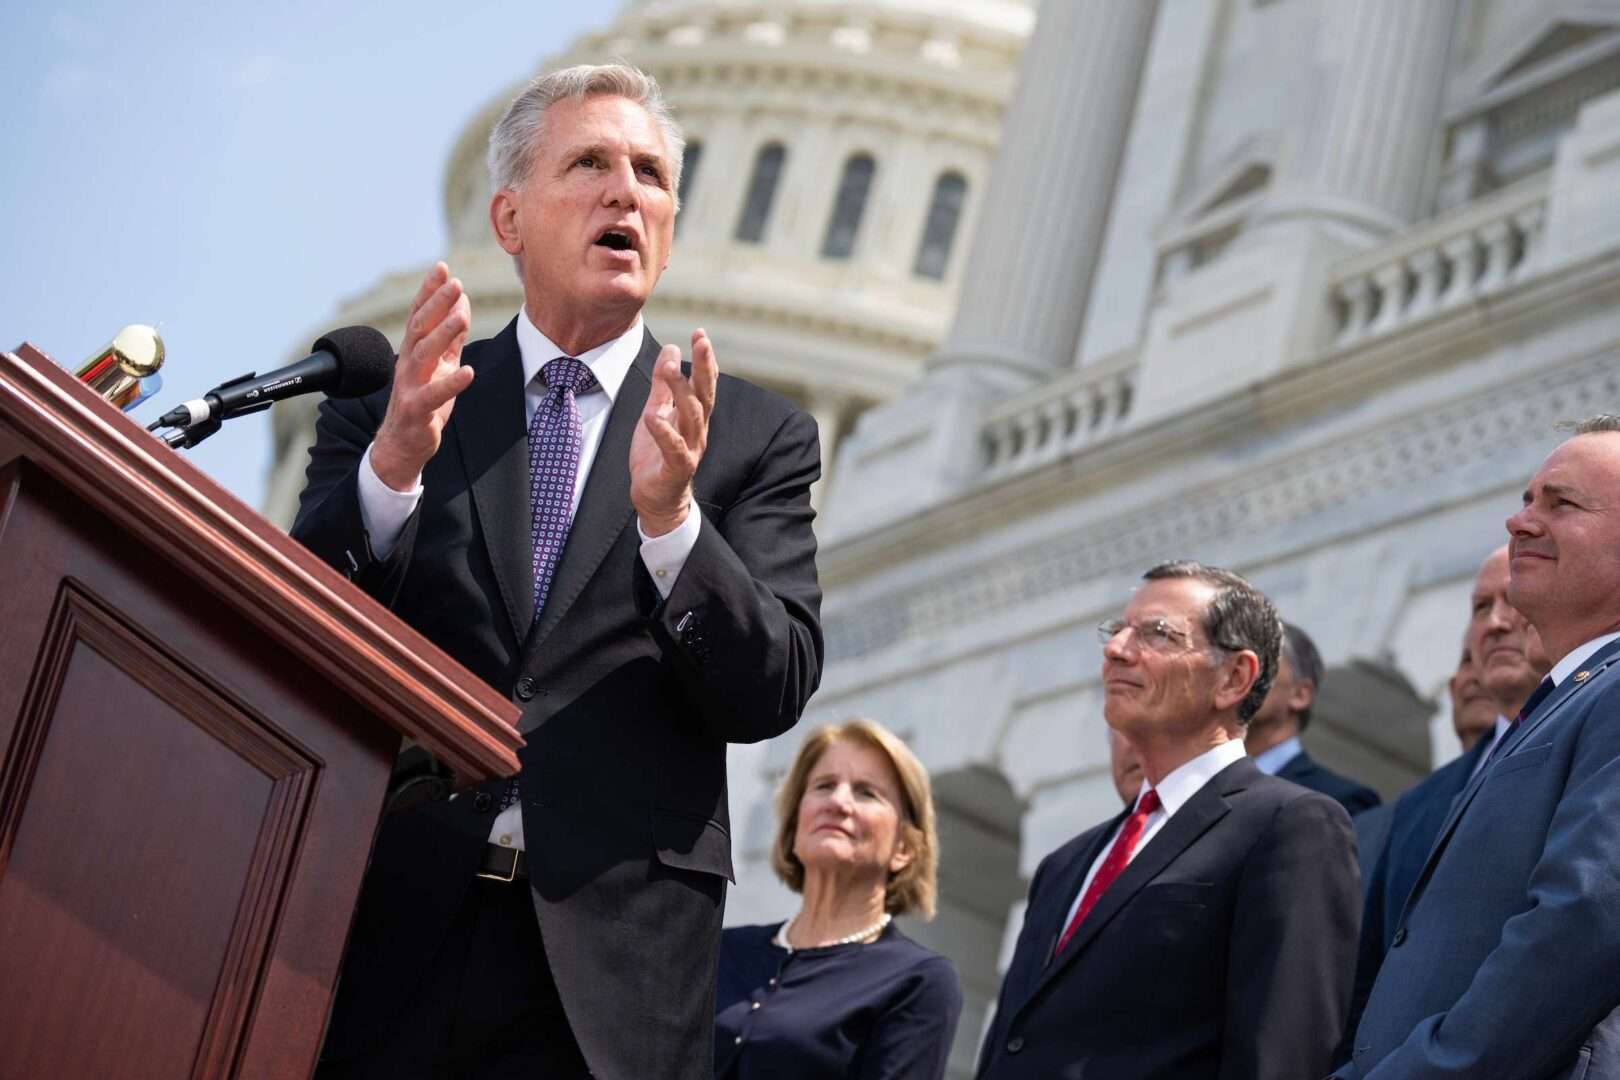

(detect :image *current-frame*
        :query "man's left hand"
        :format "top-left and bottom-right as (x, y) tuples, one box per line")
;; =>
(630, 328), (717, 536)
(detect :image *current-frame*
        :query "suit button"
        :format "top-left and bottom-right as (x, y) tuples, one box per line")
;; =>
(1392, 927), (1407, 947)
(1006, 1037), (1024, 1054)
(473, 792), (493, 813)
(515, 676), (537, 701)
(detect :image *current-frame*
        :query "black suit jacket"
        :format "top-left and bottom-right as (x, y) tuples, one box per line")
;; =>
(291, 320), (823, 1080)
(976, 758), (1359, 1080)
(1276, 750), (1382, 815)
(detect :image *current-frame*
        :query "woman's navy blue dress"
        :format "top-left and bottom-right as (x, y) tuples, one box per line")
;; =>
(714, 921), (963, 1079)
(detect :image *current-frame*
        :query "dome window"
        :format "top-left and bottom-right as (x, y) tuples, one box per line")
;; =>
(914, 171), (968, 280)
(676, 142), (702, 236)
(736, 143), (787, 244)
(821, 153), (877, 259)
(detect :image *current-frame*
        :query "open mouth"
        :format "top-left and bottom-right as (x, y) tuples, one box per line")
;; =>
(595, 229), (634, 252)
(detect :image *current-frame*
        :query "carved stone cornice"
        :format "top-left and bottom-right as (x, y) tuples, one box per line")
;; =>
(820, 248), (1620, 662)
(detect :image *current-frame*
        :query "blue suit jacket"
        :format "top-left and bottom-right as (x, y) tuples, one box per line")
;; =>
(1338, 638), (1620, 1078)
(1338, 733), (1493, 1061)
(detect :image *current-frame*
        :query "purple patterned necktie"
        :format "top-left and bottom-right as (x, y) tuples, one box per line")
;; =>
(499, 357), (597, 815)
(528, 356), (599, 622)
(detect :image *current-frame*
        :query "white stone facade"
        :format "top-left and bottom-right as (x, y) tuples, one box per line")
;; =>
(795, 2), (1620, 1074)
(261, 2), (1620, 1076)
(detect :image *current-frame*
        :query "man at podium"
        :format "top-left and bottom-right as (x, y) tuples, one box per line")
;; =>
(291, 63), (823, 1079)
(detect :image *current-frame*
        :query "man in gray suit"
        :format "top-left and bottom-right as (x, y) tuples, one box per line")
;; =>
(1336, 416), (1620, 1078)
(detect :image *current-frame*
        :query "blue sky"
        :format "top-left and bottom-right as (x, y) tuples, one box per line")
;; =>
(1, 2), (623, 509)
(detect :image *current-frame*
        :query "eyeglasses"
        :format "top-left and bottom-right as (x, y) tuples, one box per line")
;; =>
(1097, 617), (1197, 653)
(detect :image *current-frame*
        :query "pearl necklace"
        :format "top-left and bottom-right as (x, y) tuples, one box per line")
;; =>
(773, 912), (892, 952)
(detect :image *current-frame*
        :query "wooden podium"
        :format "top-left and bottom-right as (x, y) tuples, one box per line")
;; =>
(0, 343), (522, 1079)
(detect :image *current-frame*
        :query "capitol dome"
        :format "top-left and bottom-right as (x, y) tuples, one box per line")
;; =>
(264, 0), (1031, 527)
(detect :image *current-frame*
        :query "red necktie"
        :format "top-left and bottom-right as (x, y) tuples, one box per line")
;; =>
(1055, 787), (1162, 955)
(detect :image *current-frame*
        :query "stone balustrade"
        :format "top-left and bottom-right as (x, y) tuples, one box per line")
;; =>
(978, 356), (1139, 481)
(1328, 174), (1549, 348)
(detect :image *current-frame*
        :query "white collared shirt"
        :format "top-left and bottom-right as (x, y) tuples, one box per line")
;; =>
(355, 309), (700, 596)
(1062, 739), (1248, 932)
(355, 310), (703, 852)
(1251, 735), (1302, 776)
(1550, 631), (1620, 687)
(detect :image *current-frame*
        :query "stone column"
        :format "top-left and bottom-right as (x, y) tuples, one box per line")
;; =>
(933, 0), (1161, 383)
(808, 390), (853, 516)
(1306, 0), (1460, 234)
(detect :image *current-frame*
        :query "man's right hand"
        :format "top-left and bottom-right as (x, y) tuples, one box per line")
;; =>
(371, 262), (475, 492)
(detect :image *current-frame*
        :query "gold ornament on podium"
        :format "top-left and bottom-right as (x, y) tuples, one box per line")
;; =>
(75, 325), (165, 410)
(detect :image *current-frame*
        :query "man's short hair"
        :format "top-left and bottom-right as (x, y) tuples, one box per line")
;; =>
(1142, 560), (1283, 724)
(487, 63), (687, 206)
(1280, 621), (1325, 731)
(1566, 414), (1620, 436)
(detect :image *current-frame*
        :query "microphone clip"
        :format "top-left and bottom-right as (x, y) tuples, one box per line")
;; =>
(161, 416), (223, 449)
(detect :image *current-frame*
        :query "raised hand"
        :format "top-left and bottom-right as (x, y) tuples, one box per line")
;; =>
(630, 328), (718, 536)
(371, 262), (474, 491)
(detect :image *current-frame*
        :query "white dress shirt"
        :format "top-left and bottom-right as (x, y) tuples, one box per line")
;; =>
(1062, 739), (1248, 932)
(1550, 631), (1620, 687)
(355, 309), (703, 851)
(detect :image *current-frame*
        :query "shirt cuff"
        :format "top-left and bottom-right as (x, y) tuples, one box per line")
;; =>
(638, 507), (701, 599)
(357, 442), (423, 560)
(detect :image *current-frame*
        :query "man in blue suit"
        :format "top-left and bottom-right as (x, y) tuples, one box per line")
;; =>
(1340, 544), (1547, 1057)
(1337, 418), (1620, 1077)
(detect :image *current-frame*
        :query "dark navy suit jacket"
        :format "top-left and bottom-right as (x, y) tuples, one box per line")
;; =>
(1338, 638), (1620, 1078)
(978, 758), (1359, 1080)
(1276, 750), (1382, 815)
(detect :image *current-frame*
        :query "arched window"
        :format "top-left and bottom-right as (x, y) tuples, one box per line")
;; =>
(913, 171), (968, 280)
(675, 141), (702, 236)
(821, 153), (877, 259)
(736, 143), (786, 244)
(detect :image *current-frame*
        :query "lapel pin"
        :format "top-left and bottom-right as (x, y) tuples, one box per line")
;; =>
(1576, 671), (1592, 683)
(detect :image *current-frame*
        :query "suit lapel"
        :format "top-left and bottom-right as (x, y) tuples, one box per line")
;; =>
(996, 820), (1118, 1024)
(521, 329), (660, 661)
(1408, 640), (1620, 912)
(1027, 760), (1243, 1003)
(1038, 818), (1124, 964)
(452, 320), (532, 646)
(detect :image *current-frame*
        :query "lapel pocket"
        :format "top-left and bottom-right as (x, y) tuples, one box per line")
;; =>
(1137, 882), (1213, 907)
(1488, 742), (1553, 779)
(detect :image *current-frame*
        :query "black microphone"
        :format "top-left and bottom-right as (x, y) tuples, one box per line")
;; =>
(154, 326), (396, 430)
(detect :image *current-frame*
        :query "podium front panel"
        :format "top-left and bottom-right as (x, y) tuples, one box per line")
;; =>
(0, 461), (400, 1079)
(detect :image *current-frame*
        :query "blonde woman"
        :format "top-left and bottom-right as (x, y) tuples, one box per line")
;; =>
(714, 720), (961, 1079)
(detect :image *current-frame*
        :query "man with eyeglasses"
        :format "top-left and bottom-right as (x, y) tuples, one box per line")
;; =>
(978, 561), (1360, 1080)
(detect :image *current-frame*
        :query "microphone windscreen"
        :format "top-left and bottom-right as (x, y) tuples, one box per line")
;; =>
(311, 326), (397, 398)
